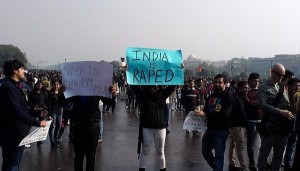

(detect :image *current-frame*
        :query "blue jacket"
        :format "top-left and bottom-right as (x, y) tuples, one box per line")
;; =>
(0, 78), (40, 146)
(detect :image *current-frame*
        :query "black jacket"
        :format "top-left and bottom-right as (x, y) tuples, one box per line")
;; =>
(48, 90), (65, 115)
(132, 85), (175, 129)
(0, 78), (40, 146)
(230, 92), (247, 127)
(69, 96), (111, 127)
(204, 89), (233, 131)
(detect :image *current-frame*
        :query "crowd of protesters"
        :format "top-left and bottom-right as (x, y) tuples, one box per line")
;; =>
(1, 59), (300, 171)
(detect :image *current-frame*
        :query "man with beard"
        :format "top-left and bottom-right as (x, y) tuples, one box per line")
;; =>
(196, 74), (233, 171)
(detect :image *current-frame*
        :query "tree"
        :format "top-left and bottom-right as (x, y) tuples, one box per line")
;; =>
(184, 69), (194, 77)
(222, 71), (230, 78)
(197, 68), (211, 77)
(109, 60), (119, 73)
(0, 45), (28, 67)
(239, 72), (248, 80)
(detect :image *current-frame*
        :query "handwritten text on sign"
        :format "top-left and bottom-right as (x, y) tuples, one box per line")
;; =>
(61, 61), (113, 98)
(126, 47), (183, 85)
(19, 121), (52, 146)
(183, 111), (207, 133)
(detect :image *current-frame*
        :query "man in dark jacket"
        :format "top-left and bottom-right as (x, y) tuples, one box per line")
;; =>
(196, 74), (233, 171)
(0, 60), (46, 171)
(69, 95), (112, 171)
(228, 81), (248, 171)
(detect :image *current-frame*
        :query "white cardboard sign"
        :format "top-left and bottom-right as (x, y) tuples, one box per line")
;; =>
(19, 121), (52, 146)
(183, 111), (207, 132)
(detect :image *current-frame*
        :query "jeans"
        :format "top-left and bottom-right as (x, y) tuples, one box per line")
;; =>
(1, 144), (25, 171)
(284, 131), (298, 168)
(49, 113), (62, 143)
(202, 130), (229, 171)
(246, 121), (261, 167)
(139, 128), (166, 169)
(257, 133), (288, 171)
(229, 127), (247, 169)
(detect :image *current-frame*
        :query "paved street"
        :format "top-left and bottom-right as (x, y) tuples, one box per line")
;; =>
(0, 96), (258, 171)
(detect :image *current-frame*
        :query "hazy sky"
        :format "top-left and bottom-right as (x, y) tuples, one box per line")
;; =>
(1, 0), (300, 65)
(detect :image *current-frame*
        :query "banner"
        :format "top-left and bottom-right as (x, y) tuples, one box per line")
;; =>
(19, 121), (52, 146)
(183, 111), (207, 132)
(61, 61), (113, 98)
(126, 47), (184, 85)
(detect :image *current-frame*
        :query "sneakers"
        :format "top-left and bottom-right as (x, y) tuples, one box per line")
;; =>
(98, 137), (103, 143)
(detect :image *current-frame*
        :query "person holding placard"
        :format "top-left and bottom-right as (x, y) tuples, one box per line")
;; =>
(196, 74), (233, 171)
(181, 79), (201, 134)
(133, 85), (176, 171)
(68, 95), (112, 171)
(0, 60), (47, 171)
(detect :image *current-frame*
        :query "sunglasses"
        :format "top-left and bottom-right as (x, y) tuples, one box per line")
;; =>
(272, 70), (285, 77)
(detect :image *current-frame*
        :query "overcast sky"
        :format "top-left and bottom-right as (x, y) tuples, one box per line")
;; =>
(1, 0), (300, 65)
